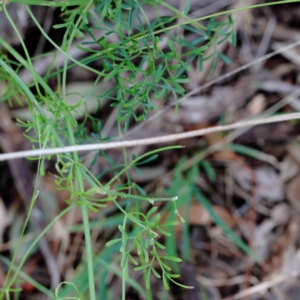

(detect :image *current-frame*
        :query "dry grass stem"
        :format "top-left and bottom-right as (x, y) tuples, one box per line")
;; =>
(1, 112), (300, 161)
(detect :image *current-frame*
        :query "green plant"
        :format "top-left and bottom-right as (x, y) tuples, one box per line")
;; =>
(0, 0), (299, 300)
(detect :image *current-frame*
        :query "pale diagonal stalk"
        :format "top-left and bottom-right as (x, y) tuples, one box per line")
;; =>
(2, 111), (300, 161)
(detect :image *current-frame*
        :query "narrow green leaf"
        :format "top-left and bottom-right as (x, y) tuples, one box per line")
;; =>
(129, 254), (139, 266)
(183, 0), (191, 15)
(86, 203), (99, 212)
(197, 55), (203, 72)
(146, 267), (151, 289)
(217, 52), (232, 64)
(169, 64), (181, 70)
(160, 256), (182, 262)
(143, 247), (149, 264)
(105, 238), (123, 247)
(159, 261), (172, 271)
(124, 262), (129, 280)
(200, 159), (216, 183)
(162, 273), (169, 290)
(167, 39), (176, 54)
(166, 273), (180, 278)
(194, 189), (258, 261)
(121, 255), (128, 268)
(153, 213), (161, 226)
(154, 240), (166, 250)
(53, 23), (67, 29)
(161, 221), (180, 227)
(231, 29), (237, 45)
(120, 239), (128, 253)
(208, 54), (217, 78)
(175, 77), (190, 83)
(121, 4), (132, 10)
(228, 143), (276, 165)
(146, 207), (158, 219)
(118, 225), (127, 236)
(134, 264), (149, 271)
(135, 183), (147, 196)
(135, 154), (159, 165)
(157, 227), (171, 237)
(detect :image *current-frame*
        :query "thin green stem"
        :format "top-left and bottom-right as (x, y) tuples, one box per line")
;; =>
(134, 0), (150, 27)
(10, 0), (88, 6)
(3, 4), (98, 299)
(4, 206), (74, 296)
(160, 1), (206, 31)
(0, 59), (97, 194)
(66, 119), (97, 300)
(25, 5), (105, 78)
(137, 228), (153, 300)
(0, 255), (55, 298)
(0, 189), (38, 299)
(0, 10), (63, 298)
(105, 146), (182, 187)
(0, 58), (64, 147)
(59, 1), (97, 298)
(98, 257), (147, 298)
(2, 5), (41, 96)
(146, 0), (300, 37)
(121, 267), (126, 300)
(117, 122), (131, 208)
(119, 193), (129, 300)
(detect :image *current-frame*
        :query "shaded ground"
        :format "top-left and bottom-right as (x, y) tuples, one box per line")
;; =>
(1, 1), (300, 300)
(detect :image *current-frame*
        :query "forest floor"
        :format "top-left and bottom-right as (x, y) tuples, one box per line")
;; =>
(1, 1), (300, 300)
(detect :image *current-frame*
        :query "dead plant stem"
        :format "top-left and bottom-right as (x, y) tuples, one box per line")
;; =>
(1, 112), (300, 161)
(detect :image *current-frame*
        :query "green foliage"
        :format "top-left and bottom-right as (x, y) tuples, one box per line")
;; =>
(105, 205), (192, 290)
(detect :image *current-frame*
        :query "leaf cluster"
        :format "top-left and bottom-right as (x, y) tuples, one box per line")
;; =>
(106, 206), (191, 290)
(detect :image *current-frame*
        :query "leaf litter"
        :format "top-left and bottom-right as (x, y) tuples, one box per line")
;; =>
(2, 1), (300, 300)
